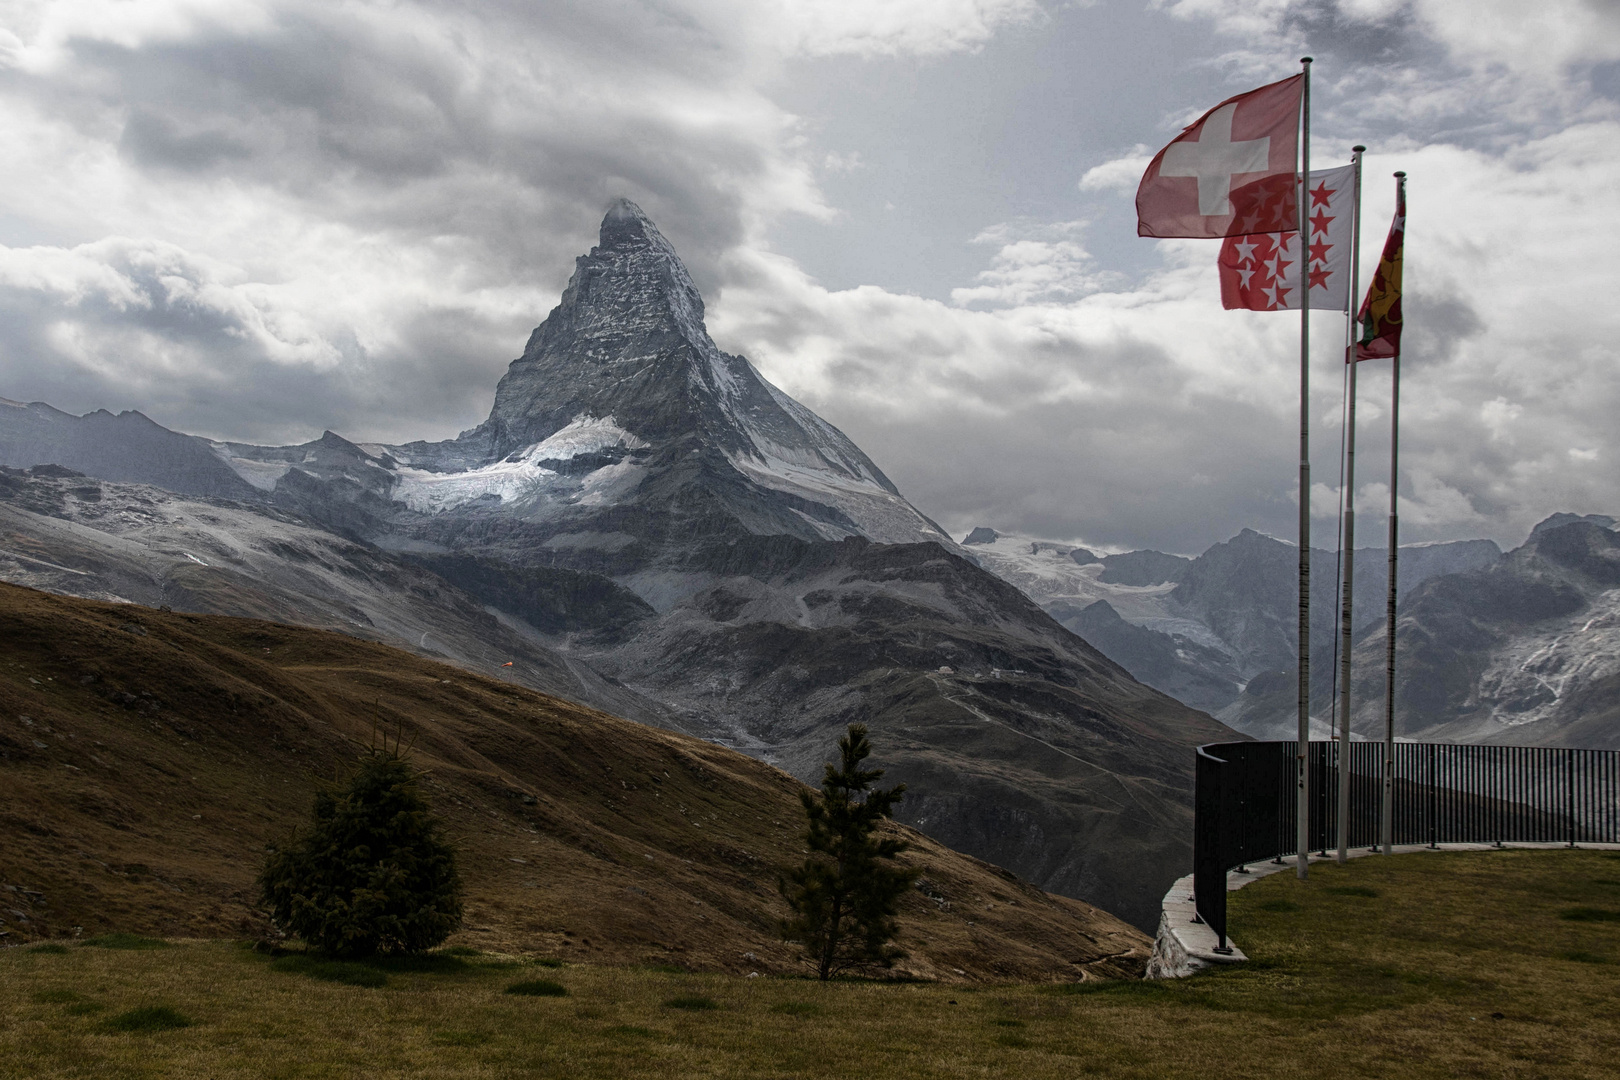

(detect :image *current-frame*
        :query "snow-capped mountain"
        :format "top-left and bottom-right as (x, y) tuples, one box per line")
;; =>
(207, 201), (953, 550)
(968, 517), (1618, 748)
(1346, 516), (1620, 747)
(964, 524), (1507, 736)
(0, 200), (1233, 930)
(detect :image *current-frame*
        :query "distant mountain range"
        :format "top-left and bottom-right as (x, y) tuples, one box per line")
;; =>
(963, 514), (1617, 747)
(0, 200), (1232, 930)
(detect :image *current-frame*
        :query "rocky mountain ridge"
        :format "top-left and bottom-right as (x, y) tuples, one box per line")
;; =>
(965, 517), (1616, 747)
(1346, 517), (1620, 748)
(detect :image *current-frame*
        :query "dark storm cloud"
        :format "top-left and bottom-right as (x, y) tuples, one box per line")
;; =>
(0, 0), (821, 443)
(51, 3), (765, 282)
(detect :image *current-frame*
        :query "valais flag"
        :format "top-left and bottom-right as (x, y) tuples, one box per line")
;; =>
(1136, 75), (1303, 239)
(1218, 164), (1356, 312)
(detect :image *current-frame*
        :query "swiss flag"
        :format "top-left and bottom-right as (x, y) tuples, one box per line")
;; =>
(1136, 75), (1303, 239)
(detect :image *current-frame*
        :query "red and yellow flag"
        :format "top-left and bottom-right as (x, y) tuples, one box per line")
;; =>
(1355, 179), (1404, 361)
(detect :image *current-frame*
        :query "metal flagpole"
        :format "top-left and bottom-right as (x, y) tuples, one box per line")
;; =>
(1336, 145), (1365, 863)
(1381, 170), (1407, 856)
(1295, 56), (1313, 880)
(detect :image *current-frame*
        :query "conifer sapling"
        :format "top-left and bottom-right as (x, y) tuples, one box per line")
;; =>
(779, 723), (920, 980)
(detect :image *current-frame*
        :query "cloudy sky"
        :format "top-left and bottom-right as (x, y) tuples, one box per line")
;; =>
(0, 0), (1616, 554)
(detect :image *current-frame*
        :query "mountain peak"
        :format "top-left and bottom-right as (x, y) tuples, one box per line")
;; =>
(1530, 512), (1615, 540)
(393, 201), (950, 546)
(600, 198), (658, 245)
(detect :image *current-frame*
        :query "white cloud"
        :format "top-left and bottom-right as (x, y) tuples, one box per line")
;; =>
(950, 221), (1117, 307)
(1077, 146), (1153, 193)
(1414, 0), (1620, 77)
(749, 0), (1043, 58)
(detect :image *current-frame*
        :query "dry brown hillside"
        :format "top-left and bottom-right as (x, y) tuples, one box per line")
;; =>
(0, 583), (1148, 981)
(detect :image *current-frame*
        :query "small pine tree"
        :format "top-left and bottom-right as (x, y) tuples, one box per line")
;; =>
(779, 723), (921, 980)
(258, 749), (463, 958)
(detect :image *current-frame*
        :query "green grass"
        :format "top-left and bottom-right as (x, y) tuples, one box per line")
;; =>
(504, 979), (568, 997)
(102, 1005), (191, 1032)
(268, 955), (389, 988)
(32, 990), (107, 1017)
(430, 1029), (490, 1046)
(1256, 899), (1302, 913)
(3, 850), (1620, 1078)
(1560, 906), (1620, 922)
(663, 994), (719, 1010)
(78, 933), (171, 951)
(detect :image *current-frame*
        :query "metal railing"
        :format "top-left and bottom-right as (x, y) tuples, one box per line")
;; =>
(1193, 740), (1620, 950)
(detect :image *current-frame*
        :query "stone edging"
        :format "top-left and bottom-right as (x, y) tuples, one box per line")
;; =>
(1146, 841), (1620, 979)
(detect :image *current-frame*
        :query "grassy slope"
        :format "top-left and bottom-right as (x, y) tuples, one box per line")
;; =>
(0, 582), (1146, 981)
(2, 849), (1617, 1079)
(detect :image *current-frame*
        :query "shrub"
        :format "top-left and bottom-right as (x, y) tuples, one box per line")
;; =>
(257, 749), (463, 958)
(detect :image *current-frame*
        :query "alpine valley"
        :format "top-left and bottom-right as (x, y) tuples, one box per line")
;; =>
(0, 201), (1234, 931)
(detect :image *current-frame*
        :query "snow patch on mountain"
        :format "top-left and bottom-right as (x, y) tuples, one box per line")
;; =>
(726, 448), (953, 546)
(392, 414), (644, 514)
(209, 443), (290, 491)
(965, 530), (1180, 624)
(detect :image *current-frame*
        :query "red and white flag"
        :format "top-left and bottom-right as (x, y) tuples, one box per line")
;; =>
(1136, 75), (1303, 239)
(1218, 164), (1356, 312)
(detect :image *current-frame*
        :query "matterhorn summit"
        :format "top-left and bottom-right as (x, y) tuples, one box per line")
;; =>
(372, 199), (952, 548)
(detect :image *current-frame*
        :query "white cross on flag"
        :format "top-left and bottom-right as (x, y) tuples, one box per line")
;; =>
(1218, 164), (1355, 312)
(1136, 74), (1303, 238)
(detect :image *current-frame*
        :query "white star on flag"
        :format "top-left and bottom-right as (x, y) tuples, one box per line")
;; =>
(1217, 163), (1356, 312)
